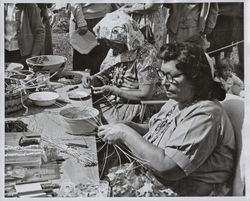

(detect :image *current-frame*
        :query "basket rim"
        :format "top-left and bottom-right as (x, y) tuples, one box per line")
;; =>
(5, 77), (26, 97)
(5, 90), (27, 98)
(59, 106), (99, 120)
(26, 55), (67, 67)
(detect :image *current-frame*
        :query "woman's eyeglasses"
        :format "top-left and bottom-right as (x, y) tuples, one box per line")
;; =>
(157, 70), (183, 84)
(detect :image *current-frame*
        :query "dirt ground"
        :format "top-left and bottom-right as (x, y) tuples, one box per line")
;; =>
(52, 33), (73, 71)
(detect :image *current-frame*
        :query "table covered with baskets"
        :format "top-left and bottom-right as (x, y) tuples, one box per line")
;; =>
(4, 58), (177, 198)
(4, 63), (111, 197)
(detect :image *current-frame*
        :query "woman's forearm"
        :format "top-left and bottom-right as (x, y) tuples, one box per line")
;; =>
(118, 89), (147, 101)
(117, 84), (154, 101)
(122, 121), (149, 135)
(121, 128), (185, 180)
(131, 3), (160, 13)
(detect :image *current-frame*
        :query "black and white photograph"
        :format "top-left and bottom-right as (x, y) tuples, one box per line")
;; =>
(1, 1), (248, 199)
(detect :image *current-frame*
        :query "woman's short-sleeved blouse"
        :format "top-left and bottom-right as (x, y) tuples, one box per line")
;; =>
(96, 41), (165, 97)
(144, 100), (236, 184)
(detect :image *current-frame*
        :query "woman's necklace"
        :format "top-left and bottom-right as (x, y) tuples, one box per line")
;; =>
(148, 101), (198, 143)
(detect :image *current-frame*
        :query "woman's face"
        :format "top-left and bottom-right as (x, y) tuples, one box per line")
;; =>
(105, 40), (127, 54)
(160, 60), (195, 103)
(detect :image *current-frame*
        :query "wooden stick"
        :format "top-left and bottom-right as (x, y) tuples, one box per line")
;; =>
(23, 75), (44, 85)
(24, 72), (58, 86)
(207, 40), (244, 55)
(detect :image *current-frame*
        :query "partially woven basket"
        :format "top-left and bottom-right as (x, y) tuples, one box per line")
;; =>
(5, 78), (28, 114)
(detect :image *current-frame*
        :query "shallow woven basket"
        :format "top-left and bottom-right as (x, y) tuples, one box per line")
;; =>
(5, 78), (28, 114)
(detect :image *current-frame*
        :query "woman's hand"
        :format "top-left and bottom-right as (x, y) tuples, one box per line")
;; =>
(92, 85), (120, 95)
(82, 75), (93, 88)
(78, 25), (88, 35)
(98, 124), (126, 144)
(122, 77), (139, 89)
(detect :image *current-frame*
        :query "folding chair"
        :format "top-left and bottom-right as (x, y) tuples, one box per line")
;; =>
(221, 94), (245, 196)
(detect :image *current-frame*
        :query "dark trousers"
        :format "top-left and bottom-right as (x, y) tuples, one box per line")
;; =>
(73, 17), (110, 75)
(5, 49), (30, 70)
(207, 15), (243, 62)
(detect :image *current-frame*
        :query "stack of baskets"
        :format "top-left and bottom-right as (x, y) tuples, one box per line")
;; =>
(5, 78), (28, 114)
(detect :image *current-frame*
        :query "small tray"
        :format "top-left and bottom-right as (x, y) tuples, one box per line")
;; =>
(68, 91), (91, 100)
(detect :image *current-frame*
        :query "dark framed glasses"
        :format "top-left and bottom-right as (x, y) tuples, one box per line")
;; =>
(157, 70), (183, 84)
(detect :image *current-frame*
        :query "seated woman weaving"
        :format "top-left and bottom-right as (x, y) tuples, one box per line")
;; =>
(97, 43), (236, 196)
(82, 10), (165, 123)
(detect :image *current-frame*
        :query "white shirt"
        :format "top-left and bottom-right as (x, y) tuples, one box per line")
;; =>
(5, 4), (19, 51)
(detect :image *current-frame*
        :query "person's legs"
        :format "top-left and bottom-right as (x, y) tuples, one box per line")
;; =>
(207, 15), (233, 65)
(5, 49), (29, 69)
(88, 39), (109, 75)
(86, 18), (109, 75)
(237, 43), (244, 80)
(43, 18), (53, 55)
(231, 16), (244, 80)
(72, 18), (109, 74)
(5, 50), (22, 63)
(72, 49), (91, 71)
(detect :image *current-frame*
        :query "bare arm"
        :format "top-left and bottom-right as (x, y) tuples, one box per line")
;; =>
(69, 3), (88, 35)
(120, 121), (149, 135)
(69, 3), (87, 27)
(98, 108), (222, 181)
(124, 3), (161, 14)
(92, 83), (155, 101)
(98, 123), (186, 180)
(117, 83), (155, 101)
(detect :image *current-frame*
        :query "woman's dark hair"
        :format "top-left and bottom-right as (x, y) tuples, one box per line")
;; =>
(159, 42), (226, 101)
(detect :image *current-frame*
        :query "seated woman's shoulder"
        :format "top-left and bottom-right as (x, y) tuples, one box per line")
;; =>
(194, 100), (226, 116)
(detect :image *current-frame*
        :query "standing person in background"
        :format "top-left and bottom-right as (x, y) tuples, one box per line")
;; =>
(49, 3), (70, 30)
(122, 3), (167, 51)
(69, 4), (113, 74)
(5, 3), (45, 69)
(165, 3), (218, 45)
(37, 3), (53, 55)
(207, 3), (244, 80)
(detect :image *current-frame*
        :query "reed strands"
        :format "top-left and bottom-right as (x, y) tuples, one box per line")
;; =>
(100, 144), (109, 178)
(41, 136), (98, 167)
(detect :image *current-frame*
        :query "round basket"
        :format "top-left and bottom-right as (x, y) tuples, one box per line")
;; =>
(59, 106), (99, 135)
(26, 55), (67, 77)
(5, 78), (28, 114)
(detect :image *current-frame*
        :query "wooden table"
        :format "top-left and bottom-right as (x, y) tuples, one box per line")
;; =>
(5, 71), (100, 196)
